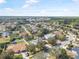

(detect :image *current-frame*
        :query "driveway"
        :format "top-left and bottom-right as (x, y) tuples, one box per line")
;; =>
(21, 52), (29, 59)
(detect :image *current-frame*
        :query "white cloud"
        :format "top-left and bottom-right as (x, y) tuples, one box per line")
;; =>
(0, 8), (15, 16)
(4, 8), (14, 12)
(22, 0), (39, 8)
(26, 0), (38, 4)
(22, 4), (30, 8)
(5, 8), (14, 11)
(63, 9), (70, 12)
(72, 0), (79, 3)
(0, 0), (6, 4)
(34, 9), (79, 16)
(0, 8), (79, 16)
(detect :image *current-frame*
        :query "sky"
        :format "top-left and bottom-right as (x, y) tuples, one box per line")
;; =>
(0, 0), (79, 16)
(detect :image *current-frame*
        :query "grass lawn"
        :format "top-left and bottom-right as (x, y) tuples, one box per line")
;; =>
(14, 54), (23, 59)
(0, 37), (10, 44)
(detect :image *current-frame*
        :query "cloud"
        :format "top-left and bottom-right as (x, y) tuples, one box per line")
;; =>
(22, 4), (29, 8)
(0, 8), (15, 15)
(0, 8), (15, 16)
(4, 8), (14, 12)
(22, 0), (39, 8)
(26, 0), (38, 4)
(63, 9), (70, 12)
(72, 0), (79, 3)
(0, 0), (6, 4)
(0, 8), (79, 16)
(34, 9), (79, 16)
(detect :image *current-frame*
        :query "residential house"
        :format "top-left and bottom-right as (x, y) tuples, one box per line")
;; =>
(7, 43), (27, 54)
(2, 31), (10, 37)
(44, 33), (56, 40)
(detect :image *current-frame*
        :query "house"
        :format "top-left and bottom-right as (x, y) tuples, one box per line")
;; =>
(76, 38), (79, 43)
(66, 50), (78, 58)
(19, 32), (28, 38)
(56, 40), (62, 45)
(30, 37), (43, 45)
(43, 44), (52, 52)
(74, 24), (79, 29)
(44, 33), (56, 40)
(54, 30), (64, 36)
(7, 43), (27, 54)
(2, 31), (10, 37)
(30, 39), (38, 45)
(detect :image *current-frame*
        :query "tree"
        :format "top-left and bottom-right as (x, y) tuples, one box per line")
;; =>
(26, 35), (34, 41)
(48, 39), (56, 45)
(0, 50), (14, 59)
(10, 33), (19, 42)
(14, 54), (23, 59)
(0, 48), (2, 54)
(38, 28), (50, 37)
(67, 41), (73, 50)
(36, 41), (46, 51)
(37, 24), (42, 28)
(58, 49), (69, 59)
(55, 34), (65, 41)
(42, 28), (50, 35)
(27, 44), (36, 54)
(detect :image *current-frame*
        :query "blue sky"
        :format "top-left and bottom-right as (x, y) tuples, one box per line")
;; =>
(0, 0), (79, 16)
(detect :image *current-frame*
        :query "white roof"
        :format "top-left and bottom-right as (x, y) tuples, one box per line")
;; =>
(30, 40), (38, 45)
(44, 33), (55, 39)
(44, 44), (52, 48)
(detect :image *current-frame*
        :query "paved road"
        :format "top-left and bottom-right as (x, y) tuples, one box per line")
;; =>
(21, 25), (32, 36)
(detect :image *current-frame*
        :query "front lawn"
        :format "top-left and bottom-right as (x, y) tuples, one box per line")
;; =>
(0, 37), (10, 44)
(14, 54), (23, 59)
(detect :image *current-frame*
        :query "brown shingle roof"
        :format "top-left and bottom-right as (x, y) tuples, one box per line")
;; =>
(7, 43), (27, 53)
